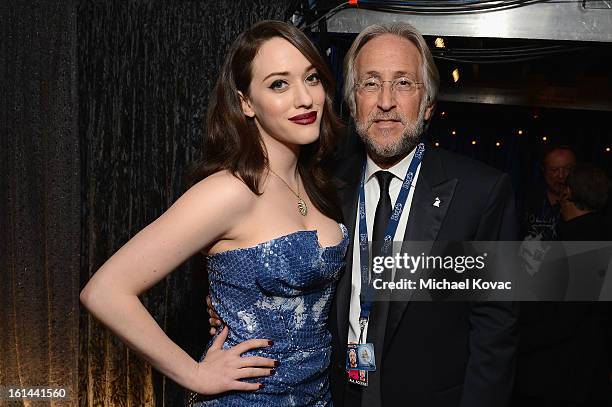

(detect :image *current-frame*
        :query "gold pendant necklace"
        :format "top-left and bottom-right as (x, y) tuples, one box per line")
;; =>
(268, 168), (308, 216)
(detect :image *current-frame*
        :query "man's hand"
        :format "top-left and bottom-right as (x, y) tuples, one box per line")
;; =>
(206, 295), (223, 335)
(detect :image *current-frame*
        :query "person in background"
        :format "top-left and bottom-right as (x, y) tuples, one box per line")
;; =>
(522, 145), (576, 241)
(559, 163), (611, 240)
(514, 163), (611, 407)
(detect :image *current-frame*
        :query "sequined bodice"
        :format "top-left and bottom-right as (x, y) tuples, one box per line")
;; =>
(197, 224), (348, 407)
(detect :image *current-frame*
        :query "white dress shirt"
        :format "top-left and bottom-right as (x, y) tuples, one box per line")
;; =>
(347, 149), (421, 343)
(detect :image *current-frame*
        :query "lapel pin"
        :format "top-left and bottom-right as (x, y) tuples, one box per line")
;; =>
(433, 197), (441, 207)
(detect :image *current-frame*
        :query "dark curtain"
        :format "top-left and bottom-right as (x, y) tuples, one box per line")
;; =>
(1, 0), (81, 404)
(77, 1), (299, 406)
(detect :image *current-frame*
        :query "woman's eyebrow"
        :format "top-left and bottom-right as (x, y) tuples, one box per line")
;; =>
(262, 71), (289, 82)
(262, 65), (316, 82)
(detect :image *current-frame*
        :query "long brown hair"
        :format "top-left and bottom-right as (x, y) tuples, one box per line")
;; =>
(190, 20), (343, 221)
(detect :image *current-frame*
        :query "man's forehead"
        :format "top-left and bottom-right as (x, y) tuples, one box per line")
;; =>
(355, 60), (421, 78)
(545, 149), (576, 165)
(354, 35), (421, 77)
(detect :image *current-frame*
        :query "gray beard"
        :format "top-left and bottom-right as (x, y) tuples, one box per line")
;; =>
(355, 101), (427, 165)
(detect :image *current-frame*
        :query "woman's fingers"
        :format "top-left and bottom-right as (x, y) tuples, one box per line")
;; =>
(237, 356), (278, 368)
(209, 325), (228, 350)
(231, 381), (263, 392)
(234, 367), (275, 379)
(195, 335), (279, 395)
(230, 338), (272, 355)
(209, 317), (222, 327)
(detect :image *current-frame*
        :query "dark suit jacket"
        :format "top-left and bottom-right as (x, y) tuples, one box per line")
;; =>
(329, 144), (519, 407)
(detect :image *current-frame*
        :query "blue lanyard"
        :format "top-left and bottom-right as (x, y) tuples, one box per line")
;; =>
(357, 143), (425, 321)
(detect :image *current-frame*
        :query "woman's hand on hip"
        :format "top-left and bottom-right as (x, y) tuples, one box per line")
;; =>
(188, 326), (278, 395)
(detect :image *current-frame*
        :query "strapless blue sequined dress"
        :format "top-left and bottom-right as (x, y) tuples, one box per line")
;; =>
(193, 224), (348, 407)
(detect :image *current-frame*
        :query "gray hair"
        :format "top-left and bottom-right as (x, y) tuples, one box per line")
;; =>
(343, 23), (439, 115)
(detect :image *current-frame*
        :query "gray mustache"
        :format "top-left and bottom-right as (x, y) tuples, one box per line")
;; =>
(369, 114), (405, 124)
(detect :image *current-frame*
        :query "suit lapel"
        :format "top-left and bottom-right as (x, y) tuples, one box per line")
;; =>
(384, 147), (458, 352)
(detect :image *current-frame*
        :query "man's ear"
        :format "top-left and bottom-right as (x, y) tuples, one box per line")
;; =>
(424, 102), (435, 121)
(238, 91), (255, 118)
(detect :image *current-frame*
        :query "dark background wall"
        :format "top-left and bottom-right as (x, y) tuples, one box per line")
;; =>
(1, 0), (80, 405)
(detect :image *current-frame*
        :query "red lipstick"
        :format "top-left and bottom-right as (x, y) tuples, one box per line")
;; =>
(289, 111), (317, 125)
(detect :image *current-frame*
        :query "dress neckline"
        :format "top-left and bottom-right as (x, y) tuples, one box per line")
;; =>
(207, 223), (347, 258)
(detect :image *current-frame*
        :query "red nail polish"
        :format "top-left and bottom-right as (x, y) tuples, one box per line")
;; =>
(267, 340), (274, 346)
(270, 369), (276, 375)
(274, 360), (280, 367)
(258, 384), (265, 390)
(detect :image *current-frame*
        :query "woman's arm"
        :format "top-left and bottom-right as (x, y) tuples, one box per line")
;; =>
(80, 173), (276, 394)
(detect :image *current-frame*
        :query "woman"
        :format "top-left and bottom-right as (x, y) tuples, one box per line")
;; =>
(80, 20), (347, 406)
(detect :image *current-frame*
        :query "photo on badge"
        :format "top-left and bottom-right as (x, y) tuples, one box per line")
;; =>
(348, 369), (368, 387)
(346, 343), (376, 371)
(346, 346), (359, 370)
(357, 343), (375, 370)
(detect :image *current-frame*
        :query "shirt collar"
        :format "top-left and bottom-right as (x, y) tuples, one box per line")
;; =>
(365, 148), (417, 185)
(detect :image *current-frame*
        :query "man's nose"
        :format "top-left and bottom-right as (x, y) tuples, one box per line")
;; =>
(376, 84), (396, 111)
(551, 169), (567, 182)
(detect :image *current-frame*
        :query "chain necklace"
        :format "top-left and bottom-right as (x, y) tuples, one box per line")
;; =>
(268, 168), (308, 216)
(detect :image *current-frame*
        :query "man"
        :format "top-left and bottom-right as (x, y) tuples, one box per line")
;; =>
(208, 22), (518, 406)
(522, 146), (576, 241)
(328, 23), (518, 407)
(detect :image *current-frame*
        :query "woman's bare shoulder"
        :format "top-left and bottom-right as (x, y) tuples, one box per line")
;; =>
(185, 170), (257, 216)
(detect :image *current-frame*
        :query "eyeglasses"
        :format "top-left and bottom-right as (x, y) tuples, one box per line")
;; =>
(355, 77), (424, 95)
